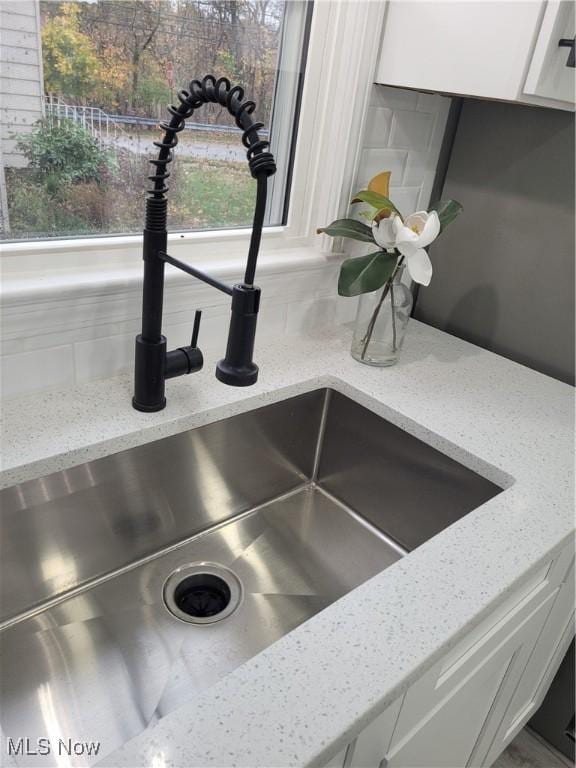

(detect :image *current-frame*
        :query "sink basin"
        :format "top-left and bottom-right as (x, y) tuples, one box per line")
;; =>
(0, 388), (502, 764)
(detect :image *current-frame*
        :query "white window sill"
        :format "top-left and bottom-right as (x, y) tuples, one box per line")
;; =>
(2, 225), (284, 278)
(1, 235), (341, 305)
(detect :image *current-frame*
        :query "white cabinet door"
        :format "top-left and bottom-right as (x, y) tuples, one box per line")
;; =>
(376, 2), (544, 102)
(341, 544), (572, 768)
(473, 555), (575, 767)
(383, 590), (558, 768)
(387, 656), (512, 767)
(524, 0), (576, 104)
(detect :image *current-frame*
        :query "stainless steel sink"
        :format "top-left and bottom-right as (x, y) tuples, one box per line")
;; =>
(0, 389), (502, 764)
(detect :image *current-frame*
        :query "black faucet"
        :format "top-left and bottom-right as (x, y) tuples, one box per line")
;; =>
(132, 75), (276, 412)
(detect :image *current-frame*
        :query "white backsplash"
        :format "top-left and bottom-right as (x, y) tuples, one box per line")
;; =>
(356, 84), (451, 215)
(0, 259), (357, 399)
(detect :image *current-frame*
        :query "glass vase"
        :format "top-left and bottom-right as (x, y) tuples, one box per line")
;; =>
(351, 267), (413, 366)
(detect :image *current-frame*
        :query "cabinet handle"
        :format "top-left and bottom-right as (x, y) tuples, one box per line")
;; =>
(558, 37), (575, 68)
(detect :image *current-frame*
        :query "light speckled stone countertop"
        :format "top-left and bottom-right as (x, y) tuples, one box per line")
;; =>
(1, 322), (574, 767)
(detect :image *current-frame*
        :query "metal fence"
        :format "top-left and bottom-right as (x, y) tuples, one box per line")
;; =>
(42, 96), (268, 142)
(42, 95), (125, 145)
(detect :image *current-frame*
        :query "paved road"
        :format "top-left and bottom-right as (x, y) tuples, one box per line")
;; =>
(108, 134), (246, 162)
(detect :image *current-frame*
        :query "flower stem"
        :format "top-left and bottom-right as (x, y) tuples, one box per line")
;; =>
(360, 255), (404, 361)
(390, 283), (397, 352)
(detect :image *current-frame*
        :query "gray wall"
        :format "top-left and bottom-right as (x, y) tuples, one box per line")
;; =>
(414, 99), (575, 385)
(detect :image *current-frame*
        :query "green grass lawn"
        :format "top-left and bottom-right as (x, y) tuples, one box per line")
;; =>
(171, 159), (256, 230)
(4, 156), (258, 240)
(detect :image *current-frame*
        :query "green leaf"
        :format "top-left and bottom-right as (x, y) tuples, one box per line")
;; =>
(350, 190), (401, 217)
(317, 218), (375, 243)
(338, 251), (398, 297)
(430, 199), (463, 231)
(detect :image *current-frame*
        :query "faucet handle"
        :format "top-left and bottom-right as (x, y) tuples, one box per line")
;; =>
(191, 310), (202, 348)
(165, 309), (203, 381)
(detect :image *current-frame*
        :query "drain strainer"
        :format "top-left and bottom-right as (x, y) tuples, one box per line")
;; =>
(163, 563), (242, 624)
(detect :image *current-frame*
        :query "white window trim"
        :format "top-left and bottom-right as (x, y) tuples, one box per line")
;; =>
(265, 0), (311, 225)
(0, 1), (387, 294)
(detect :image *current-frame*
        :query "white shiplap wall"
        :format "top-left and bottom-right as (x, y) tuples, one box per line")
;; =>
(0, 0), (44, 169)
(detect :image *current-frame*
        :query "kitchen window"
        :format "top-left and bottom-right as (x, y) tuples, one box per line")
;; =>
(0, 0), (310, 242)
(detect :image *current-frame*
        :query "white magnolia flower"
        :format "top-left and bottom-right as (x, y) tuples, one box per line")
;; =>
(371, 210), (440, 286)
(393, 211), (440, 286)
(371, 215), (398, 251)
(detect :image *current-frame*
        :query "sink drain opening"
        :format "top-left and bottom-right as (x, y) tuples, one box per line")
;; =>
(164, 563), (242, 625)
(174, 573), (231, 618)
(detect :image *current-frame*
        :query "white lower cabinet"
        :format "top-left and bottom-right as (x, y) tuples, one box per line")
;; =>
(341, 541), (575, 768)
(475, 556), (575, 767)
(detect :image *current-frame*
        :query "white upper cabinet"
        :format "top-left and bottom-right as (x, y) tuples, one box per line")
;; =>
(376, 1), (575, 110)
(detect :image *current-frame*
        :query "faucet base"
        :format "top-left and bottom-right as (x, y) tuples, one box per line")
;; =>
(133, 334), (167, 412)
(215, 360), (258, 387)
(132, 396), (167, 413)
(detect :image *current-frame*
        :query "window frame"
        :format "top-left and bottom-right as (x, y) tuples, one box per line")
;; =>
(0, 2), (387, 282)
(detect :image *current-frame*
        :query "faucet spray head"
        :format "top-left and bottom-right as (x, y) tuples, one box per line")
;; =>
(215, 284), (260, 387)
